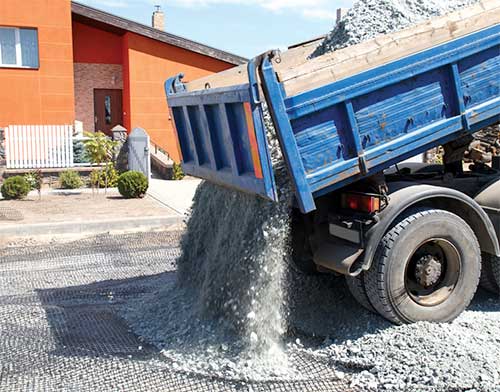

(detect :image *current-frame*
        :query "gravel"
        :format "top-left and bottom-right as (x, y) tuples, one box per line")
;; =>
(285, 275), (500, 391)
(121, 0), (500, 390)
(2, 231), (500, 391)
(121, 180), (295, 382)
(313, 0), (480, 56)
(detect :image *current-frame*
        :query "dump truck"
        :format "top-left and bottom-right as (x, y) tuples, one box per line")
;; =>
(165, 0), (500, 325)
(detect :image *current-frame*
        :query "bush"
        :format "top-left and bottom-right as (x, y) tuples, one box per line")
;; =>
(24, 171), (42, 191)
(117, 171), (148, 199)
(73, 140), (90, 164)
(172, 162), (185, 180)
(1, 176), (31, 200)
(59, 170), (83, 189)
(90, 163), (119, 188)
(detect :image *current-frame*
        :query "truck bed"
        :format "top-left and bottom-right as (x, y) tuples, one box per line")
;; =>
(165, 3), (500, 213)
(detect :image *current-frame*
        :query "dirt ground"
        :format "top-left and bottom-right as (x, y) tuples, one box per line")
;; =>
(0, 189), (178, 226)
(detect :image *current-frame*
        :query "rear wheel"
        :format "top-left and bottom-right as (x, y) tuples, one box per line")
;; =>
(290, 211), (318, 275)
(365, 209), (481, 324)
(480, 254), (500, 294)
(346, 273), (376, 313)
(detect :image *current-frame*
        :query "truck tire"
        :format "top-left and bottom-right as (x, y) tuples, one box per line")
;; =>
(346, 273), (376, 313)
(290, 212), (319, 275)
(480, 254), (500, 294)
(364, 209), (481, 324)
(488, 255), (500, 294)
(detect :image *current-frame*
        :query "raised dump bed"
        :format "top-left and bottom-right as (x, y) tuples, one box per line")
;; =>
(165, 0), (500, 213)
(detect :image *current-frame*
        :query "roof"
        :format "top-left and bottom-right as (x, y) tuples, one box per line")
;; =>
(71, 2), (247, 66)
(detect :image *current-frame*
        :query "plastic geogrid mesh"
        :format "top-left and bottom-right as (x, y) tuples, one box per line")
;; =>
(0, 232), (353, 392)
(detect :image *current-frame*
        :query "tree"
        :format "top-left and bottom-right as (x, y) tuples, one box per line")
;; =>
(83, 132), (118, 193)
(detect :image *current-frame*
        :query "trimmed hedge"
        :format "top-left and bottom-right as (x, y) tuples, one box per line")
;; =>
(59, 170), (83, 189)
(117, 171), (148, 199)
(1, 176), (31, 200)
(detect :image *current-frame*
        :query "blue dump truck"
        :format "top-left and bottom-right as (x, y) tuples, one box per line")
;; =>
(165, 10), (500, 325)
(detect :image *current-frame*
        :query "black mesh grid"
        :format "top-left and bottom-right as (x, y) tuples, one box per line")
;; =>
(0, 232), (354, 392)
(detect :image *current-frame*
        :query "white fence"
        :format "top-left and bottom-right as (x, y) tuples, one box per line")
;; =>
(4, 125), (74, 169)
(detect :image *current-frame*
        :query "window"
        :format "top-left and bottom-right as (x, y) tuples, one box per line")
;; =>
(0, 27), (39, 68)
(105, 96), (112, 124)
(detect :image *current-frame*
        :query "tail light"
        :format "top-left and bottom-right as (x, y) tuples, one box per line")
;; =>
(341, 193), (381, 214)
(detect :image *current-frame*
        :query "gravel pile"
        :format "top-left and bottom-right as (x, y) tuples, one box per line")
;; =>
(122, 178), (295, 382)
(313, 0), (479, 56)
(286, 274), (500, 391)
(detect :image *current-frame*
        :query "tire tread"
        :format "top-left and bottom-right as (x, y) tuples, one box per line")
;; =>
(364, 209), (481, 324)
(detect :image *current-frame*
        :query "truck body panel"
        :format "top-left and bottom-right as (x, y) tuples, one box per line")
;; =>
(165, 25), (500, 213)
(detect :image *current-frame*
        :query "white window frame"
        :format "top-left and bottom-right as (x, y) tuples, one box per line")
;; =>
(0, 27), (38, 69)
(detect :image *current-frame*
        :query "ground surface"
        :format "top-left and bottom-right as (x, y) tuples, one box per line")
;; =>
(1, 231), (499, 392)
(0, 232), (352, 392)
(0, 189), (177, 226)
(148, 178), (202, 215)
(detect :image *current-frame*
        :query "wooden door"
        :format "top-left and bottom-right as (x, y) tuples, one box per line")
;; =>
(94, 89), (123, 135)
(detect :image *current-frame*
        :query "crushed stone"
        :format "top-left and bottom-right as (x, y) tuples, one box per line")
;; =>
(121, 0), (500, 390)
(313, 0), (480, 57)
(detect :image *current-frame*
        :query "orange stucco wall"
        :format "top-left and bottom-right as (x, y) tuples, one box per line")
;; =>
(72, 21), (123, 65)
(124, 32), (234, 161)
(0, 0), (75, 126)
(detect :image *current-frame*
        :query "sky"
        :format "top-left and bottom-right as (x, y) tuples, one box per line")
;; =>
(76, 0), (354, 58)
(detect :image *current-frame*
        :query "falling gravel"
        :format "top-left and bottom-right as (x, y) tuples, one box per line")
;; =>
(122, 117), (296, 381)
(120, 0), (500, 390)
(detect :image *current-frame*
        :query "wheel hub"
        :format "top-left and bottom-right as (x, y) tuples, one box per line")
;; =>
(415, 255), (442, 288)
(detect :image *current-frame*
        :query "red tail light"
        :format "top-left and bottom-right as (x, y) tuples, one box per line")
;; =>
(341, 193), (381, 213)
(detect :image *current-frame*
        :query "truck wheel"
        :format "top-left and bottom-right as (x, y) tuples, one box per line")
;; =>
(346, 273), (376, 313)
(480, 254), (500, 294)
(488, 255), (500, 294)
(290, 212), (319, 275)
(365, 209), (481, 324)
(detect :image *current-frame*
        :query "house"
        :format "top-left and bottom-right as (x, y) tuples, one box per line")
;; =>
(0, 0), (246, 162)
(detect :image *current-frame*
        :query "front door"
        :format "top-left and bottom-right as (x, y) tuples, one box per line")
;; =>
(94, 89), (123, 135)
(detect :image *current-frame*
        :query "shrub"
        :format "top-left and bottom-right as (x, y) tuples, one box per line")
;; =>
(83, 131), (118, 165)
(1, 176), (31, 200)
(117, 171), (148, 199)
(24, 171), (42, 191)
(90, 163), (119, 188)
(172, 162), (185, 180)
(73, 140), (90, 164)
(59, 170), (83, 189)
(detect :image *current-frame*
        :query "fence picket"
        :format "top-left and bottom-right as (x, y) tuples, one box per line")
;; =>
(59, 126), (64, 168)
(10, 126), (16, 169)
(14, 126), (20, 169)
(27, 126), (32, 169)
(4, 125), (75, 169)
(60, 126), (66, 167)
(67, 126), (73, 168)
(35, 126), (40, 168)
(40, 126), (46, 168)
(49, 125), (55, 167)
(54, 126), (60, 167)
(63, 126), (67, 167)
(22, 126), (27, 169)
(17, 126), (23, 169)
(5, 127), (10, 169)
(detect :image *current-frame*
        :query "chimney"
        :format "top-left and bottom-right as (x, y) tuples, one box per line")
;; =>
(152, 5), (165, 31)
(336, 8), (348, 25)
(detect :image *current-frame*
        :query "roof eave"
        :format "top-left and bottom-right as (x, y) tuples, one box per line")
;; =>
(71, 1), (247, 65)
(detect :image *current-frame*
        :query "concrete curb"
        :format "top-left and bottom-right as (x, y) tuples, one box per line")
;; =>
(0, 215), (184, 237)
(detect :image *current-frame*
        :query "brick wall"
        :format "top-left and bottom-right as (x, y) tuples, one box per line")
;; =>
(74, 63), (123, 132)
